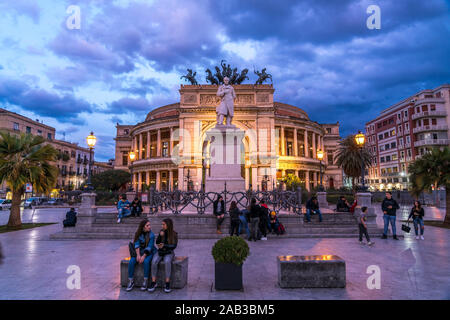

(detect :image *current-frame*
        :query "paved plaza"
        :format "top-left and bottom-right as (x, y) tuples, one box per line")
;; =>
(0, 206), (449, 300)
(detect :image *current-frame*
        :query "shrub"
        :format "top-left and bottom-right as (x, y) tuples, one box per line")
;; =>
(212, 236), (250, 266)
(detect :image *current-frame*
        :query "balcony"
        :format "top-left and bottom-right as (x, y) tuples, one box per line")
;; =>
(414, 139), (450, 147)
(380, 172), (401, 177)
(414, 97), (445, 106)
(412, 125), (448, 134)
(411, 110), (447, 120)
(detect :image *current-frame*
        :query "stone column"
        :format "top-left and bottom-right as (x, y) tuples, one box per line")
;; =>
(196, 167), (202, 190)
(147, 131), (151, 159)
(74, 192), (97, 230)
(170, 127), (174, 156)
(251, 167), (258, 190)
(157, 129), (161, 157)
(139, 133), (143, 160)
(146, 171), (150, 187)
(178, 167), (184, 190)
(280, 126), (285, 156)
(169, 170), (173, 191)
(137, 171), (142, 192)
(245, 167), (250, 189)
(304, 130), (309, 158)
(293, 128), (298, 157)
(317, 191), (328, 209)
(156, 170), (160, 191)
(312, 132), (316, 159)
(305, 170), (310, 191)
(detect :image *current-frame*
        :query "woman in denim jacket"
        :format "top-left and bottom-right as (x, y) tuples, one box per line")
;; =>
(117, 194), (131, 223)
(126, 219), (156, 291)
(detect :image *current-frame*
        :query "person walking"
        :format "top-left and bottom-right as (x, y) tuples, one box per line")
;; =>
(305, 196), (322, 222)
(126, 219), (156, 291)
(381, 191), (400, 240)
(259, 199), (269, 240)
(358, 207), (374, 246)
(248, 198), (261, 241)
(229, 201), (241, 236)
(213, 195), (226, 234)
(148, 218), (178, 293)
(408, 200), (425, 240)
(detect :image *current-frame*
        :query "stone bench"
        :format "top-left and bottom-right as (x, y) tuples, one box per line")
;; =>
(277, 255), (346, 288)
(120, 256), (188, 289)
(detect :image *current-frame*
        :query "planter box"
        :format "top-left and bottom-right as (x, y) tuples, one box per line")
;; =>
(215, 262), (243, 290)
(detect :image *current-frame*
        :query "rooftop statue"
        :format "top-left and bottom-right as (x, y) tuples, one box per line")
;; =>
(180, 69), (198, 85)
(254, 67), (273, 85)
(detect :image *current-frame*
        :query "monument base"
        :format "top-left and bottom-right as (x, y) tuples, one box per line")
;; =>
(205, 177), (245, 193)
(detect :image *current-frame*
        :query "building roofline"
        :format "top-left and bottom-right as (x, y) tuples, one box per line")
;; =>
(0, 108), (55, 131)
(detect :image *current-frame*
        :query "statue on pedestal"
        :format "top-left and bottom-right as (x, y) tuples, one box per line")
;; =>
(216, 77), (236, 126)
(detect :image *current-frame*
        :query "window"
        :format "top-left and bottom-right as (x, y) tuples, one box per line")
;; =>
(422, 105), (428, 112)
(431, 118), (437, 125)
(404, 110), (408, 118)
(398, 125), (402, 132)
(391, 142), (396, 148)
(391, 129), (396, 136)
(327, 154), (333, 164)
(378, 134), (383, 140)
(406, 135), (410, 143)
(122, 152), (128, 166)
(162, 141), (169, 157)
(326, 128), (331, 134)
(416, 107), (420, 113)
(386, 155), (391, 162)
(124, 129), (129, 135)
(385, 144), (390, 150)
(47, 133), (52, 140)
(13, 122), (19, 131)
(389, 118), (394, 124)
(405, 123), (409, 131)
(380, 157), (385, 163)
(286, 141), (293, 156)
(37, 130), (42, 135)
(392, 154), (398, 161)
(26, 126), (31, 134)
(430, 105), (436, 111)
(407, 149), (412, 157)
(384, 132), (389, 139)
(397, 114), (401, 120)
(423, 119), (429, 126)
(377, 123), (382, 129)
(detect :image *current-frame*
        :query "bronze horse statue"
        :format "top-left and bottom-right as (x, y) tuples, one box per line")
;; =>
(180, 69), (198, 85)
(254, 68), (273, 85)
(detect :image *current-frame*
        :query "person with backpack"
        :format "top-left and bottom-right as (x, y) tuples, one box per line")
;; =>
(358, 207), (374, 246)
(259, 199), (270, 240)
(229, 201), (241, 236)
(126, 219), (157, 291)
(63, 208), (77, 227)
(148, 218), (178, 293)
(248, 198), (261, 241)
(381, 191), (400, 240)
(336, 196), (350, 212)
(305, 196), (322, 222)
(408, 200), (425, 240)
(213, 195), (226, 234)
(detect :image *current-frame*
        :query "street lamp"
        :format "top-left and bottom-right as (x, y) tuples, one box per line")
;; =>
(86, 131), (96, 191)
(128, 151), (136, 191)
(355, 131), (367, 191)
(317, 149), (324, 191)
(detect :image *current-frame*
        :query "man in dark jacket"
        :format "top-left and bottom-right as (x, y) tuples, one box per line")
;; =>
(336, 196), (350, 212)
(248, 198), (261, 241)
(131, 197), (143, 217)
(381, 192), (400, 240)
(259, 200), (269, 240)
(63, 208), (77, 227)
(305, 196), (322, 222)
(213, 195), (226, 234)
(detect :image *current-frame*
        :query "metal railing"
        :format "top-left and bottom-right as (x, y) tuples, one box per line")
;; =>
(147, 184), (302, 215)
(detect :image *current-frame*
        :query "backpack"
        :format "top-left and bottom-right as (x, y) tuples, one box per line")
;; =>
(277, 222), (286, 235)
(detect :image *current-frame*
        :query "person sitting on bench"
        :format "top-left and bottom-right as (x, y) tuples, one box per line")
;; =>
(63, 208), (77, 227)
(131, 197), (143, 217)
(336, 196), (351, 212)
(117, 194), (131, 223)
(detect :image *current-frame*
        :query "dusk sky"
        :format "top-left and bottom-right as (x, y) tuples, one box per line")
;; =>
(0, 0), (449, 161)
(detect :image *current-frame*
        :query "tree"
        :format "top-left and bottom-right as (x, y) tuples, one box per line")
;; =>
(281, 174), (303, 191)
(91, 169), (131, 191)
(0, 132), (58, 229)
(408, 147), (450, 224)
(335, 134), (373, 191)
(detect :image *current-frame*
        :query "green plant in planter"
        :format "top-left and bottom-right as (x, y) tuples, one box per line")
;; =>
(212, 236), (250, 266)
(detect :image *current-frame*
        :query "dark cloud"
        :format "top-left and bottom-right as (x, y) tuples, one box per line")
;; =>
(107, 97), (151, 114)
(0, 77), (92, 124)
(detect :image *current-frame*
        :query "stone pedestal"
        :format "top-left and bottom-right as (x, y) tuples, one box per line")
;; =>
(75, 192), (97, 228)
(277, 255), (346, 288)
(205, 125), (245, 193)
(126, 191), (137, 203)
(317, 192), (328, 209)
(355, 192), (376, 225)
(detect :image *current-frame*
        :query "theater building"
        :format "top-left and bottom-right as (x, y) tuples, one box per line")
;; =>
(114, 84), (342, 191)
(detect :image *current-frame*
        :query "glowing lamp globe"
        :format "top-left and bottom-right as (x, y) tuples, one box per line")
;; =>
(355, 131), (365, 147)
(129, 151), (136, 162)
(317, 149), (324, 161)
(86, 132), (97, 148)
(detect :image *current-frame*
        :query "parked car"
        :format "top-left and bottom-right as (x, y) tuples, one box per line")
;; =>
(24, 197), (48, 208)
(0, 199), (12, 211)
(47, 198), (65, 205)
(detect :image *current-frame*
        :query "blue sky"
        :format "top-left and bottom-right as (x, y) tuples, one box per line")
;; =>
(0, 0), (449, 161)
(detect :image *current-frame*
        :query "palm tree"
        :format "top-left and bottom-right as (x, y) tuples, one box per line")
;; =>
(408, 147), (450, 224)
(335, 134), (373, 191)
(0, 132), (58, 229)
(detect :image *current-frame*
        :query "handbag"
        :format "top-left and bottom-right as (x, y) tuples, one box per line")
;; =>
(128, 242), (137, 258)
(401, 221), (411, 233)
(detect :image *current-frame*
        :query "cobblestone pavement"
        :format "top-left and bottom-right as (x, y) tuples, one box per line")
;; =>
(0, 206), (448, 300)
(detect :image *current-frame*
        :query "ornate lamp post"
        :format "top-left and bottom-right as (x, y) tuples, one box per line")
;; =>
(86, 132), (97, 191)
(355, 131), (367, 191)
(317, 149), (324, 191)
(128, 151), (136, 191)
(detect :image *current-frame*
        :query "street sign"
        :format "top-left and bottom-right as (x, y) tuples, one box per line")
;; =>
(25, 183), (32, 193)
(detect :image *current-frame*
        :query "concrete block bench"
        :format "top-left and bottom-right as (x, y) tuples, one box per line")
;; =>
(277, 255), (346, 288)
(120, 256), (188, 289)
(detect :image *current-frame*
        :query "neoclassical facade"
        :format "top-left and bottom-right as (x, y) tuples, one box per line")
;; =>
(114, 84), (342, 191)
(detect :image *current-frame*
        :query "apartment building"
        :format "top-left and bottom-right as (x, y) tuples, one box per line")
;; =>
(365, 84), (450, 191)
(0, 108), (94, 196)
